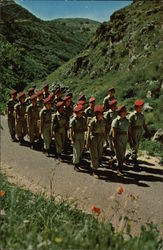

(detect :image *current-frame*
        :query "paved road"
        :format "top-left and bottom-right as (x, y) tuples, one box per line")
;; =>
(1, 115), (163, 235)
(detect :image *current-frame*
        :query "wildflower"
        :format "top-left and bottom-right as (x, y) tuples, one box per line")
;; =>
(0, 190), (5, 197)
(23, 219), (30, 224)
(117, 186), (124, 195)
(55, 237), (62, 243)
(91, 205), (101, 215)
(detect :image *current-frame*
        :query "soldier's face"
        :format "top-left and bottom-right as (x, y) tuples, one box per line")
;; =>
(96, 112), (103, 120)
(109, 90), (115, 96)
(59, 106), (64, 113)
(120, 111), (126, 118)
(77, 111), (83, 118)
(38, 95), (43, 100)
(44, 88), (49, 93)
(12, 94), (17, 100)
(111, 104), (117, 111)
(20, 96), (25, 103)
(135, 106), (143, 113)
(66, 99), (71, 106)
(46, 102), (51, 109)
(90, 102), (95, 108)
(32, 99), (37, 106)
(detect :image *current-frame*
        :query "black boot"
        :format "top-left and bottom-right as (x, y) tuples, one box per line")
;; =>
(74, 164), (80, 172)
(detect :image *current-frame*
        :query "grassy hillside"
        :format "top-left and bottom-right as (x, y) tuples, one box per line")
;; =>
(0, 0), (99, 110)
(44, 0), (163, 131)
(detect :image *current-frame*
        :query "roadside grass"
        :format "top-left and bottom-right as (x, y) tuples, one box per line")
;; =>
(1, 174), (163, 250)
(140, 139), (163, 163)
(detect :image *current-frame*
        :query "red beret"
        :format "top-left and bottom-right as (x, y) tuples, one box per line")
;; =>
(56, 101), (64, 108)
(30, 94), (37, 101)
(89, 97), (96, 103)
(74, 105), (83, 113)
(78, 95), (86, 101)
(135, 100), (144, 106)
(49, 92), (55, 99)
(37, 90), (43, 97)
(44, 97), (51, 104)
(19, 92), (25, 99)
(43, 84), (49, 89)
(77, 100), (85, 106)
(63, 95), (71, 101)
(109, 99), (117, 106)
(118, 105), (126, 113)
(108, 87), (115, 92)
(11, 89), (17, 95)
(28, 87), (35, 93)
(94, 105), (104, 113)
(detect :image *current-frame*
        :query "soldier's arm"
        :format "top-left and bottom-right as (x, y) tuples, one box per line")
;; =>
(86, 127), (91, 150)
(104, 126), (109, 146)
(70, 127), (75, 145)
(112, 127), (118, 148)
(128, 125), (133, 146)
(40, 116), (43, 134)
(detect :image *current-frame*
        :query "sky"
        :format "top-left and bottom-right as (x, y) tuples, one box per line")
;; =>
(15, 0), (132, 22)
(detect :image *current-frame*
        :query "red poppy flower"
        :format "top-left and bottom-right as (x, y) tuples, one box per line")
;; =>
(92, 205), (101, 215)
(117, 186), (124, 195)
(0, 190), (5, 197)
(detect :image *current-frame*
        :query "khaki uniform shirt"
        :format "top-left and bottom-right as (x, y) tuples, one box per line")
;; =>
(70, 115), (87, 139)
(14, 102), (27, 120)
(37, 100), (44, 113)
(7, 98), (18, 117)
(129, 111), (145, 131)
(88, 117), (106, 136)
(112, 116), (129, 135)
(27, 104), (39, 123)
(53, 111), (67, 133)
(40, 107), (52, 127)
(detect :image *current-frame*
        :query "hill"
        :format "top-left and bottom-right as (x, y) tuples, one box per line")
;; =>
(0, 0), (99, 109)
(44, 0), (163, 131)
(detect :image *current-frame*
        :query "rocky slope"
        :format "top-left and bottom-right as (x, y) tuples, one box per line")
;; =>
(45, 0), (163, 131)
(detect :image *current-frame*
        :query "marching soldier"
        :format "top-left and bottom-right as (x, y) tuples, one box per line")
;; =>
(40, 97), (52, 156)
(43, 84), (50, 99)
(127, 100), (150, 169)
(37, 90), (44, 112)
(7, 89), (18, 141)
(104, 99), (118, 152)
(86, 105), (107, 177)
(52, 101), (67, 159)
(103, 87), (116, 111)
(70, 105), (87, 171)
(25, 87), (35, 106)
(84, 97), (96, 123)
(14, 92), (28, 145)
(111, 105), (131, 176)
(26, 94), (40, 149)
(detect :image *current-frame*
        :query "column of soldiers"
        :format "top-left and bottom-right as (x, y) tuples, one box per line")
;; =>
(7, 85), (150, 177)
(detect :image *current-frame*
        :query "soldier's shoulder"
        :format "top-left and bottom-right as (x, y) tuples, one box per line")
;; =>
(27, 103), (33, 110)
(14, 102), (20, 108)
(40, 107), (46, 114)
